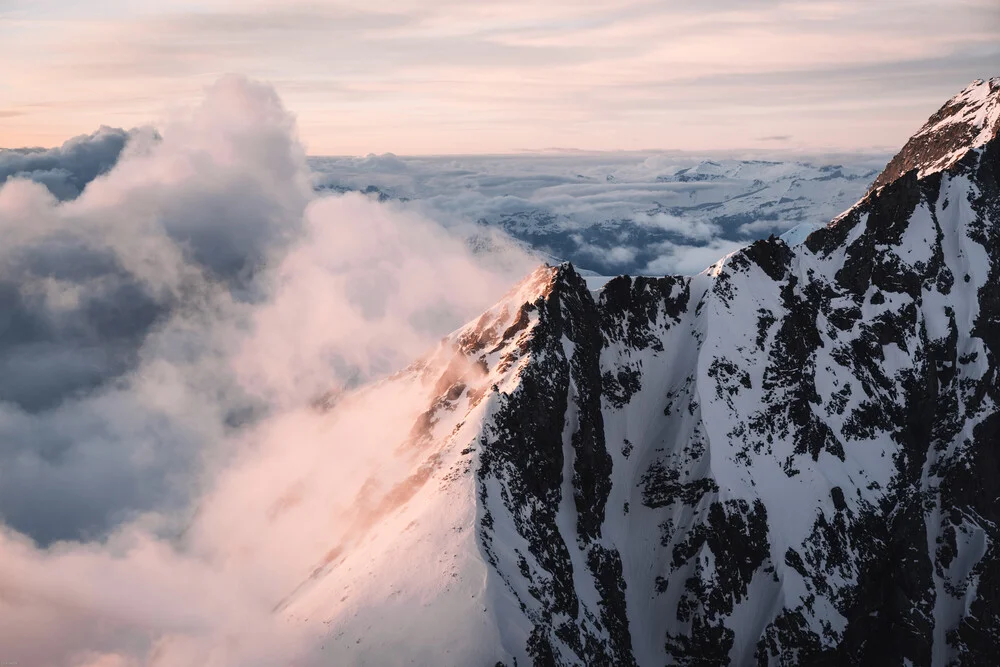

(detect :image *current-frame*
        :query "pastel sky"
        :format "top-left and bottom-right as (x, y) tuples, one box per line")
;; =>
(1, 0), (998, 155)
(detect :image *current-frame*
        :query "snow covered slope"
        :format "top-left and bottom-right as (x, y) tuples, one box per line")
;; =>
(283, 78), (1000, 665)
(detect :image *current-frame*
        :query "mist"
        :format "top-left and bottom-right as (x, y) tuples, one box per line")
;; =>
(0, 75), (535, 666)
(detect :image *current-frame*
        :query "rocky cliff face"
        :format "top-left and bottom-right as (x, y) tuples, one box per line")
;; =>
(284, 79), (1000, 666)
(466, 78), (1000, 666)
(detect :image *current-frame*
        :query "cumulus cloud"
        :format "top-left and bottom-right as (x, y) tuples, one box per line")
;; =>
(0, 75), (535, 666)
(0, 127), (134, 200)
(0, 75), (318, 545)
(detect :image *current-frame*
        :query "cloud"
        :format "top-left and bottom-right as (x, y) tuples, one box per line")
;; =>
(310, 150), (882, 276)
(642, 212), (720, 241)
(0, 127), (133, 200)
(757, 135), (791, 142)
(0, 75), (537, 666)
(0, 75), (314, 545)
(1, 117), (872, 288)
(2, 1), (995, 152)
(736, 218), (800, 235)
(642, 238), (751, 276)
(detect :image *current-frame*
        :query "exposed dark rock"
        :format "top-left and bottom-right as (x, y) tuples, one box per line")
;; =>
(467, 80), (1000, 666)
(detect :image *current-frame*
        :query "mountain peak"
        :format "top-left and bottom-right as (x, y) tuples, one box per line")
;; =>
(279, 78), (1000, 666)
(871, 76), (1000, 190)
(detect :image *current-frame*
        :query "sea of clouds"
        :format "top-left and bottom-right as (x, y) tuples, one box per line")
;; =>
(309, 150), (888, 275)
(6, 116), (890, 280)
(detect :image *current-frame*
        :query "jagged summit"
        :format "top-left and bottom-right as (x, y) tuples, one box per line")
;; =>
(871, 76), (1000, 190)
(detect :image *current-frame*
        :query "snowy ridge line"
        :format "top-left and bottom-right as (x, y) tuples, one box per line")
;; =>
(871, 77), (1000, 192)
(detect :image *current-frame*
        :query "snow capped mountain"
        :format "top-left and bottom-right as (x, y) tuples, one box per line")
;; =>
(283, 78), (1000, 665)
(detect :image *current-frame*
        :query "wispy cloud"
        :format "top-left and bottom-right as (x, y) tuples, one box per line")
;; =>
(1, 1), (997, 152)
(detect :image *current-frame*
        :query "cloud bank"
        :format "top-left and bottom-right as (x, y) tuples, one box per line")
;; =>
(0, 127), (133, 200)
(1, 123), (885, 279)
(0, 76), (534, 666)
(311, 151), (888, 275)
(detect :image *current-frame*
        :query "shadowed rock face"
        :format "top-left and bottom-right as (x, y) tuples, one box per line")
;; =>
(470, 80), (1000, 665)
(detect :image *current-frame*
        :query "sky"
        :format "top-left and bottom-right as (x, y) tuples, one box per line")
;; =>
(1, 1), (998, 154)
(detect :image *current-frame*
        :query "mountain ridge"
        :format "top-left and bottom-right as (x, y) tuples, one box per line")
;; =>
(282, 79), (1000, 665)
